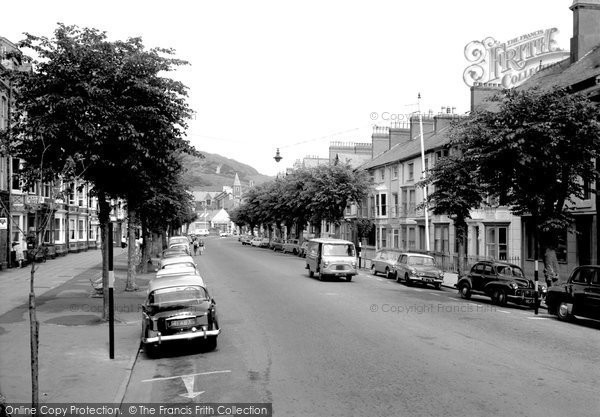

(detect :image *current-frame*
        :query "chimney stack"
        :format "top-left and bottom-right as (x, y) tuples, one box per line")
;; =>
(570, 0), (600, 62)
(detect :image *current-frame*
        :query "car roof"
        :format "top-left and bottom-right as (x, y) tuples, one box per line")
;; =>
(309, 238), (354, 245)
(148, 275), (207, 293)
(156, 265), (199, 276)
(401, 252), (434, 257)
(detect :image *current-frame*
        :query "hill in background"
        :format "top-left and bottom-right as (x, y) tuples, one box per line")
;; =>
(182, 152), (273, 190)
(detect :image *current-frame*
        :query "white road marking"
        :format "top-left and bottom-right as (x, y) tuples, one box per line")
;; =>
(497, 310), (511, 314)
(527, 317), (550, 320)
(142, 369), (231, 382)
(428, 292), (442, 296)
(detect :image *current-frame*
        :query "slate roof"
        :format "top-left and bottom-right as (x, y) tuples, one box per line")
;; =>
(358, 125), (452, 171)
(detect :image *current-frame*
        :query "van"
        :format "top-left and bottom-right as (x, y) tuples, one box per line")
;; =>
(305, 238), (357, 281)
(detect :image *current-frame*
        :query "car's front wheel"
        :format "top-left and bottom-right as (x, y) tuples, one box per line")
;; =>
(346, 275), (352, 282)
(405, 274), (412, 286)
(557, 301), (573, 321)
(492, 288), (507, 306)
(458, 282), (471, 299)
(371, 266), (378, 276)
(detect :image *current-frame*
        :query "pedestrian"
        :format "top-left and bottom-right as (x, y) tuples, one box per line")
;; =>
(193, 238), (199, 255)
(199, 239), (205, 255)
(12, 242), (24, 268)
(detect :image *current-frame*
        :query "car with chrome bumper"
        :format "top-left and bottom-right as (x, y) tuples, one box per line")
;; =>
(457, 260), (546, 307)
(141, 275), (220, 356)
(393, 252), (444, 289)
(546, 265), (600, 321)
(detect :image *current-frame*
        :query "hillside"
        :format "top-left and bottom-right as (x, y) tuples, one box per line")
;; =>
(182, 152), (273, 190)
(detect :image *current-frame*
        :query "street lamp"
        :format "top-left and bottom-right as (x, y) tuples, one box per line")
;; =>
(273, 148), (282, 163)
(417, 93), (430, 252)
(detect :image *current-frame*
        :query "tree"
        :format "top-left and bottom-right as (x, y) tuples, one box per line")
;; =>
(7, 25), (197, 311)
(420, 144), (484, 276)
(447, 86), (600, 284)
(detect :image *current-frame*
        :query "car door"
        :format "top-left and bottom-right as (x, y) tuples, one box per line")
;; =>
(396, 254), (408, 277)
(469, 264), (486, 291)
(583, 267), (600, 319)
(568, 267), (590, 316)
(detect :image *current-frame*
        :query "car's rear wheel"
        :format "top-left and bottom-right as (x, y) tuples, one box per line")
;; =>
(144, 343), (159, 358)
(204, 337), (218, 351)
(371, 266), (377, 276)
(458, 282), (471, 299)
(318, 271), (325, 281)
(385, 267), (391, 279)
(434, 283), (441, 290)
(557, 301), (573, 321)
(308, 267), (314, 278)
(396, 273), (401, 283)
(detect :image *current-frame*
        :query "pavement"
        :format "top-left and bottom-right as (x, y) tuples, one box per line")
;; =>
(0, 247), (153, 404)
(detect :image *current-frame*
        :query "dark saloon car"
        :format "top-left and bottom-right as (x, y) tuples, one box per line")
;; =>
(457, 260), (546, 307)
(270, 237), (285, 252)
(546, 265), (600, 321)
(141, 275), (220, 356)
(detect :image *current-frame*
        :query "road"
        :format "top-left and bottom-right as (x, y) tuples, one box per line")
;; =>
(123, 236), (600, 417)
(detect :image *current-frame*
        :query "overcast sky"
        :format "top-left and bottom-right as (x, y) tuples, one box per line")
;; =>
(3, 1), (573, 176)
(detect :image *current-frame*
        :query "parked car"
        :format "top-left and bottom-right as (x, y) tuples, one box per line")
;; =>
(299, 241), (309, 258)
(158, 255), (196, 271)
(240, 235), (253, 245)
(219, 231), (229, 237)
(167, 242), (190, 255)
(259, 237), (270, 248)
(282, 239), (301, 255)
(168, 236), (190, 246)
(371, 249), (402, 279)
(154, 265), (204, 286)
(456, 260), (546, 307)
(250, 237), (262, 247)
(305, 238), (357, 281)
(141, 275), (220, 356)
(161, 247), (190, 259)
(270, 237), (285, 252)
(393, 252), (444, 289)
(546, 265), (600, 321)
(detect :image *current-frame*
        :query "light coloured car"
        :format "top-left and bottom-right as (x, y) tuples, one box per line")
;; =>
(168, 236), (190, 246)
(167, 242), (190, 255)
(282, 239), (301, 255)
(154, 265), (204, 286)
(371, 249), (402, 279)
(158, 255), (196, 271)
(250, 237), (262, 247)
(392, 253), (444, 289)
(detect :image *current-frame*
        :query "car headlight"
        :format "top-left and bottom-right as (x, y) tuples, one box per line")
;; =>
(410, 268), (417, 275)
(439, 272), (444, 278)
(351, 261), (357, 268)
(509, 282), (518, 290)
(323, 261), (329, 267)
(541, 286), (547, 293)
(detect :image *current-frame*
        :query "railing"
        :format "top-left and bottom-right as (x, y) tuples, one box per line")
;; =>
(431, 253), (522, 274)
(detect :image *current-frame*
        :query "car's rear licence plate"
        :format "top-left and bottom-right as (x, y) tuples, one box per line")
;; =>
(425, 278), (433, 282)
(169, 318), (195, 327)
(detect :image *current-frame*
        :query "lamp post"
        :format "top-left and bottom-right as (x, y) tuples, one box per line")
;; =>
(418, 93), (430, 252)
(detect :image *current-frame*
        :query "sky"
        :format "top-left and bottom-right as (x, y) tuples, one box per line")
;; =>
(2, 1), (573, 176)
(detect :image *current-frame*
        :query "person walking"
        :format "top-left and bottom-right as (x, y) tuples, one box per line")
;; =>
(199, 239), (205, 255)
(193, 238), (199, 256)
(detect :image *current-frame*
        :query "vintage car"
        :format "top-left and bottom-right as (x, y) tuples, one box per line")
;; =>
(141, 275), (220, 356)
(546, 265), (600, 321)
(282, 239), (301, 255)
(392, 252), (444, 289)
(154, 265), (204, 286)
(158, 255), (196, 271)
(259, 237), (270, 248)
(240, 235), (253, 245)
(168, 236), (190, 246)
(270, 237), (285, 252)
(371, 249), (402, 279)
(166, 242), (190, 255)
(250, 237), (262, 247)
(456, 260), (546, 307)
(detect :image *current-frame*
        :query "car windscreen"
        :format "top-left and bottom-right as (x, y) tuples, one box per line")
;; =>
(149, 286), (209, 306)
(496, 265), (525, 278)
(323, 244), (355, 257)
(407, 256), (435, 266)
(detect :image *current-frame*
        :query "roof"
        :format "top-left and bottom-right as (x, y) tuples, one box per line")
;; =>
(358, 127), (451, 171)
(148, 275), (207, 293)
(520, 44), (600, 98)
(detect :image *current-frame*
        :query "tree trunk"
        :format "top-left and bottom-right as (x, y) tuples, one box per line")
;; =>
(139, 216), (151, 274)
(543, 247), (560, 287)
(97, 191), (111, 321)
(455, 217), (467, 277)
(126, 207), (137, 291)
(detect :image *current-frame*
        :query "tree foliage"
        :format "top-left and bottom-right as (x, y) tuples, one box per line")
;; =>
(232, 164), (371, 235)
